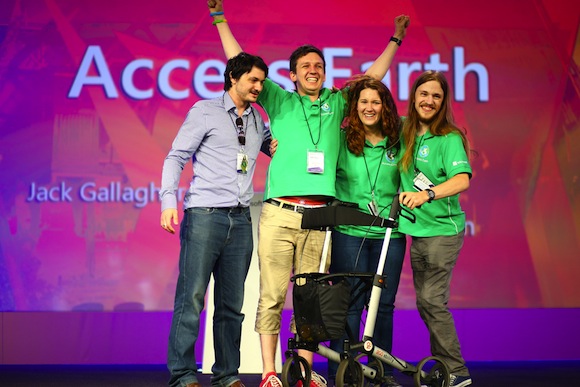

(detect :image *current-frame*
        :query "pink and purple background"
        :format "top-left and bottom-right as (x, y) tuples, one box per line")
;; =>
(0, 0), (579, 364)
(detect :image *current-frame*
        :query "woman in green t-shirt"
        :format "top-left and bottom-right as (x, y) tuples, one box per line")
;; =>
(329, 75), (406, 387)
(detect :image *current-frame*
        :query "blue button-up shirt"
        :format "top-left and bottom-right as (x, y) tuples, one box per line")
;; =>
(160, 92), (270, 210)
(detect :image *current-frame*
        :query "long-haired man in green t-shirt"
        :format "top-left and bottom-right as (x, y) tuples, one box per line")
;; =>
(398, 71), (473, 387)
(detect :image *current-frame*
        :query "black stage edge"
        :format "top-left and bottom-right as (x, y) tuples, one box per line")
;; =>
(1, 361), (579, 386)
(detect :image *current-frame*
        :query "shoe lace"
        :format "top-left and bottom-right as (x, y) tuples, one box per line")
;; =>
(310, 371), (327, 387)
(449, 374), (457, 386)
(264, 374), (282, 387)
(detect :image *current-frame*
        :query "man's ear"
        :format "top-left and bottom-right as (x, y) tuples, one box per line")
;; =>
(229, 71), (236, 85)
(289, 71), (297, 83)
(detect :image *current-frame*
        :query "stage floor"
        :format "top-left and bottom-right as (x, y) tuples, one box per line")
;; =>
(1, 361), (579, 386)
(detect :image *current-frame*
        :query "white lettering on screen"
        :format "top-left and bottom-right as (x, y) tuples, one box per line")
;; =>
(68, 45), (489, 102)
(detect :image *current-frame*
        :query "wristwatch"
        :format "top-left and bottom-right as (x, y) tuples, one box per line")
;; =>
(425, 189), (436, 203)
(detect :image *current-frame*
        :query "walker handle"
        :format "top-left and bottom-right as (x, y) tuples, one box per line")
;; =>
(388, 194), (401, 220)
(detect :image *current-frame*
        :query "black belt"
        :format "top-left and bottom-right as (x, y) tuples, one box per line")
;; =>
(265, 198), (326, 214)
(186, 206), (248, 214)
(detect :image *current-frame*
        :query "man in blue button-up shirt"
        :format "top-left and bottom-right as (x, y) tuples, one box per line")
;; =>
(160, 52), (271, 387)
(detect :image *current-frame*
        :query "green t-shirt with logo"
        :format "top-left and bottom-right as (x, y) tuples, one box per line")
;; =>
(258, 78), (347, 200)
(334, 131), (403, 239)
(398, 130), (472, 237)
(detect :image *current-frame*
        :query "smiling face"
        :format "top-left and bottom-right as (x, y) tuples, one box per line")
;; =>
(230, 66), (266, 106)
(290, 52), (326, 99)
(357, 88), (383, 130)
(414, 80), (444, 130)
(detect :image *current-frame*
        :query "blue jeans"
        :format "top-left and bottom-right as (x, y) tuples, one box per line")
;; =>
(167, 207), (253, 387)
(328, 231), (406, 380)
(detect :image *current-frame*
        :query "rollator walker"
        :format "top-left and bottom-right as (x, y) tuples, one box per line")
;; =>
(281, 195), (451, 387)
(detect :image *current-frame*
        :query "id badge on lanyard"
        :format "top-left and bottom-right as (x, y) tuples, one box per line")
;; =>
(413, 171), (434, 191)
(237, 151), (248, 174)
(367, 198), (379, 216)
(307, 149), (324, 174)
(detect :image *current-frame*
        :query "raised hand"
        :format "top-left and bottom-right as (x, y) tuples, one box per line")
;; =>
(207, 0), (224, 13)
(394, 14), (410, 39)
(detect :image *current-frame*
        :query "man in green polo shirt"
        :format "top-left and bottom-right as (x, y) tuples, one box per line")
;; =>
(398, 70), (473, 387)
(208, 2), (409, 386)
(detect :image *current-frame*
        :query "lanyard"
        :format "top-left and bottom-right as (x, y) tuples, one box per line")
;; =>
(413, 134), (426, 174)
(224, 93), (258, 134)
(298, 95), (322, 149)
(226, 108), (257, 138)
(362, 143), (387, 206)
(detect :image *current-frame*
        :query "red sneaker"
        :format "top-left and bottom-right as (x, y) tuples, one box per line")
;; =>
(260, 372), (283, 387)
(297, 371), (327, 387)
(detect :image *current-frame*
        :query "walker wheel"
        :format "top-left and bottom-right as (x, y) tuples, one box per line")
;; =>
(413, 356), (450, 387)
(354, 353), (384, 384)
(282, 353), (311, 387)
(336, 357), (364, 387)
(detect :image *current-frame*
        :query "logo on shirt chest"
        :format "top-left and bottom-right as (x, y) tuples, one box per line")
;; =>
(385, 149), (397, 163)
(320, 102), (333, 116)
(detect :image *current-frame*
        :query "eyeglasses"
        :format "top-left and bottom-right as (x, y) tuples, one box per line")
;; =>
(235, 117), (246, 146)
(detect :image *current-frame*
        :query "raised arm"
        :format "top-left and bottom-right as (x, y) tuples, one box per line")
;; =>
(208, 0), (243, 59)
(364, 14), (410, 81)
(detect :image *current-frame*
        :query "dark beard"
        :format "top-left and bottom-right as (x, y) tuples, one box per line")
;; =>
(419, 115), (435, 126)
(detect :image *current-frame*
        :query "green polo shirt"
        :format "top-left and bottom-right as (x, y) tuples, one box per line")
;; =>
(398, 130), (472, 237)
(334, 131), (403, 239)
(258, 78), (347, 200)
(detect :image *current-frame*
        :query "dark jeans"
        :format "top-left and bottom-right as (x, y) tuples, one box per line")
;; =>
(410, 233), (469, 377)
(167, 207), (253, 387)
(328, 231), (406, 380)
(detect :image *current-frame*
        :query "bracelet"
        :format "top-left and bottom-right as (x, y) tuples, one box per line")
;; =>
(210, 11), (224, 16)
(390, 36), (402, 46)
(212, 19), (227, 25)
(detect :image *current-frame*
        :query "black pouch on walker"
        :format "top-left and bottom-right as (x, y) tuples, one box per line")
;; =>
(293, 273), (351, 343)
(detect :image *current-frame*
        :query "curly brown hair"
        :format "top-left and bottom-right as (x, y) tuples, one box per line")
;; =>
(343, 75), (401, 156)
